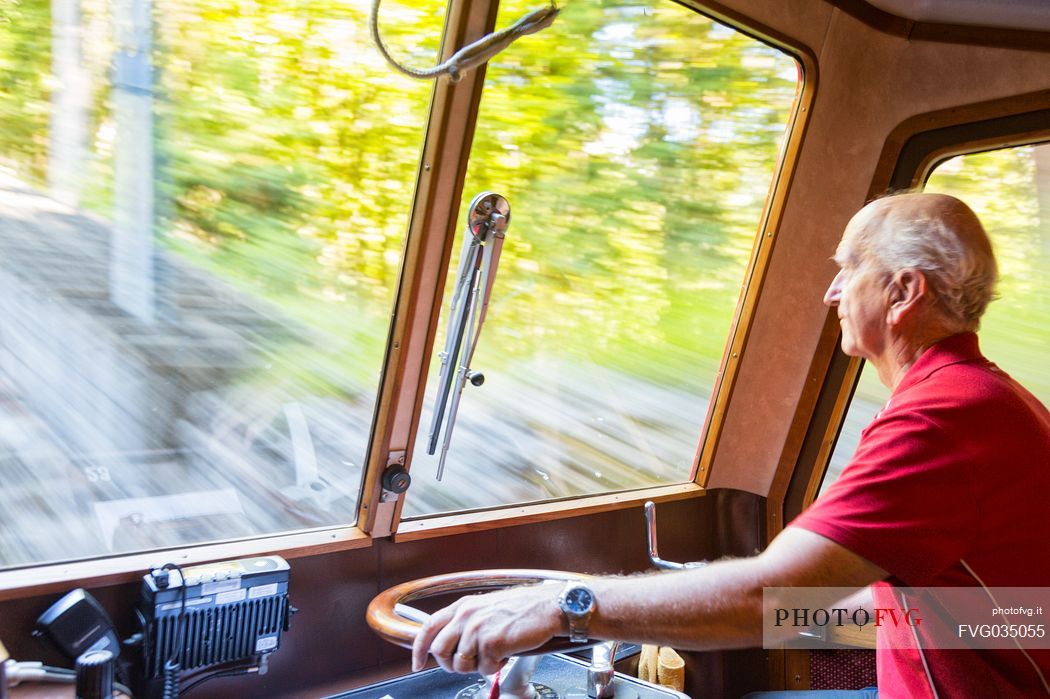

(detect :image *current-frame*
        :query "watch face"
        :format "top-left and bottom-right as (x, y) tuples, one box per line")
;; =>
(564, 586), (594, 614)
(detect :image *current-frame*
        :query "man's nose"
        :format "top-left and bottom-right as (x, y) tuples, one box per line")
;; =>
(824, 270), (844, 307)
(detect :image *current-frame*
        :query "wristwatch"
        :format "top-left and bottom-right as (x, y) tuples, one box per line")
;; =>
(558, 581), (596, 643)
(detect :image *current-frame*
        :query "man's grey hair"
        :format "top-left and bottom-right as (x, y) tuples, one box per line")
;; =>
(849, 193), (999, 331)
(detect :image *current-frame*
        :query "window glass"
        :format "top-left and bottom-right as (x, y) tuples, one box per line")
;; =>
(403, 0), (800, 517)
(0, 0), (440, 567)
(821, 143), (1050, 493)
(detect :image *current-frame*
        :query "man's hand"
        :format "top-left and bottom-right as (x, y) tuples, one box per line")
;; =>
(409, 527), (887, 675)
(411, 582), (566, 675)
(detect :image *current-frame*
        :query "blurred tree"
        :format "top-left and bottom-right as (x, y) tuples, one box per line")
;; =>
(927, 145), (1050, 399)
(0, 0), (52, 181)
(2, 0), (801, 392)
(457, 0), (797, 386)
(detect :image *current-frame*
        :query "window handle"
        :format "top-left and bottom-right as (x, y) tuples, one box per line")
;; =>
(426, 192), (511, 480)
(644, 501), (708, 570)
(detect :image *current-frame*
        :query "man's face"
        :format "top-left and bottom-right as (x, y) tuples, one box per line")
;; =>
(824, 233), (890, 361)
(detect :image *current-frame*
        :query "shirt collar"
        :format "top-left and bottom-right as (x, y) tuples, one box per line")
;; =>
(892, 332), (983, 397)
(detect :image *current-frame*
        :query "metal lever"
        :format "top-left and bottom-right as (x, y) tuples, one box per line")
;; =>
(644, 501), (707, 571)
(588, 641), (619, 698)
(427, 192), (510, 480)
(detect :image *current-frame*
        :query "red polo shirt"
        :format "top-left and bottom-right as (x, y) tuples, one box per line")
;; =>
(791, 333), (1050, 697)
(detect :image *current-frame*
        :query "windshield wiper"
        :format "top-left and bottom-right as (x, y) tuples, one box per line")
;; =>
(426, 192), (510, 480)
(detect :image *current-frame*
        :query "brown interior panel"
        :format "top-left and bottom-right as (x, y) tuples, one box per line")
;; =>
(706, 0), (1050, 496)
(0, 492), (766, 697)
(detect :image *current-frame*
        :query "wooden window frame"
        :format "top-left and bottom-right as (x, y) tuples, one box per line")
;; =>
(374, 0), (816, 539)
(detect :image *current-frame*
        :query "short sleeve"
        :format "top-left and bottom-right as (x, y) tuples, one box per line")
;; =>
(790, 409), (978, 586)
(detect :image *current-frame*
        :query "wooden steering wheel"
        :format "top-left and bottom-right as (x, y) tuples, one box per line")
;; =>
(365, 568), (596, 655)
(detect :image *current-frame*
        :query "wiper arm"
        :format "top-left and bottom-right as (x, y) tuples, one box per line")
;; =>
(426, 192), (510, 480)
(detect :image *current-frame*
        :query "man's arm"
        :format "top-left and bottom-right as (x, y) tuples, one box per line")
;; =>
(411, 527), (887, 675)
(835, 585), (875, 617)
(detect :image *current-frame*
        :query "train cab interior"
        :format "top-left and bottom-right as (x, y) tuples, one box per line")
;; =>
(1, 0), (1049, 696)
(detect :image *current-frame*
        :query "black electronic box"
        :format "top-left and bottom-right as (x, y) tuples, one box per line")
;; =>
(137, 555), (292, 695)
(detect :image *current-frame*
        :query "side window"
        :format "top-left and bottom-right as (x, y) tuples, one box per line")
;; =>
(0, 0), (441, 567)
(821, 142), (1050, 493)
(404, 0), (800, 517)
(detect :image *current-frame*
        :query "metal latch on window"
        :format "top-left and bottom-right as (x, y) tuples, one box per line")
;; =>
(644, 501), (708, 570)
(427, 192), (511, 480)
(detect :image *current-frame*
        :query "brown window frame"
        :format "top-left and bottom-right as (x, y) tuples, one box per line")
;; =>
(371, 0), (816, 541)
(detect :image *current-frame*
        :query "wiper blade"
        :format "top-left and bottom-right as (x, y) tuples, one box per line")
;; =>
(426, 192), (510, 480)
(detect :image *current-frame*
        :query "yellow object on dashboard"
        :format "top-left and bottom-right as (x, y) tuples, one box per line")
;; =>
(638, 644), (685, 692)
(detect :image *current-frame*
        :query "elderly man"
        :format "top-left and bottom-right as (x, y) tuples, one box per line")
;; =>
(412, 193), (1050, 697)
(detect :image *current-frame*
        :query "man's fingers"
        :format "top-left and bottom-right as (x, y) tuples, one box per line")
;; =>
(412, 604), (456, 672)
(476, 646), (507, 677)
(428, 621), (463, 673)
(410, 586), (559, 675)
(411, 620), (437, 672)
(451, 618), (481, 674)
(428, 599), (474, 673)
(450, 647), (478, 674)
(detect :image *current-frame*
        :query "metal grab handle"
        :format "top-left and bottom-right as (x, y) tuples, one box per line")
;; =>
(427, 192), (511, 480)
(644, 501), (708, 571)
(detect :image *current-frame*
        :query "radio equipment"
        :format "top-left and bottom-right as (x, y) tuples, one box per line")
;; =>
(136, 556), (293, 697)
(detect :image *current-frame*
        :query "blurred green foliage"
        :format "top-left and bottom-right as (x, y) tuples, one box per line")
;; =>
(458, 0), (798, 388)
(0, 0), (51, 180)
(5, 0), (1048, 518)
(925, 146), (1050, 400)
(152, 0), (442, 306)
(3, 0), (1045, 405)
(0, 0), (801, 397)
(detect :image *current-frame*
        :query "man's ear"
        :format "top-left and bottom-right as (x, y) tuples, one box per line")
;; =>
(886, 269), (927, 326)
